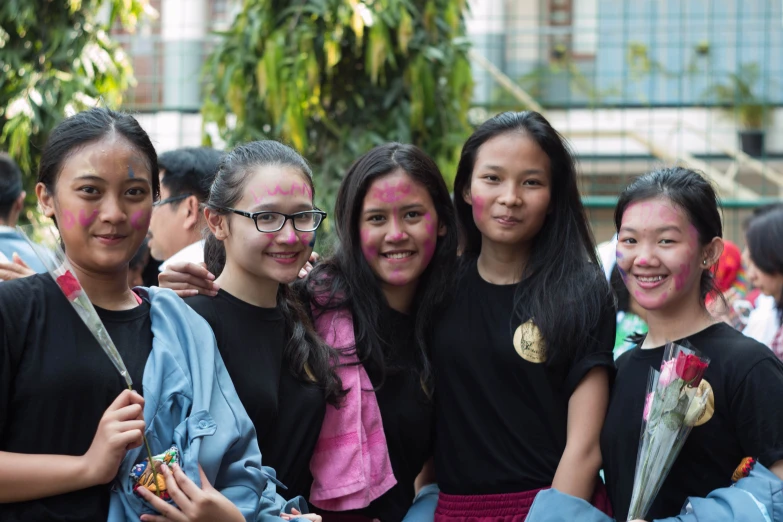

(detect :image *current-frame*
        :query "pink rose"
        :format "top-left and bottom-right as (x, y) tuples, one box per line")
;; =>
(658, 359), (678, 388)
(643, 392), (655, 421)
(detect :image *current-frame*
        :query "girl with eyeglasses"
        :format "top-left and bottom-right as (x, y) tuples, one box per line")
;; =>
(165, 140), (343, 513)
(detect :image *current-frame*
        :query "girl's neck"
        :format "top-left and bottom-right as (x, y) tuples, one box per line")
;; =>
(642, 296), (717, 348)
(477, 239), (530, 285)
(215, 260), (279, 308)
(382, 281), (417, 314)
(70, 260), (138, 311)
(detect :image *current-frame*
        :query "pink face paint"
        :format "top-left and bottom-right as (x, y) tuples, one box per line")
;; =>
(673, 263), (692, 291)
(387, 213), (405, 242)
(264, 233), (276, 241)
(78, 209), (99, 227)
(299, 232), (314, 246)
(471, 195), (485, 221)
(360, 229), (377, 261)
(130, 210), (151, 231)
(61, 210), (76, 229)
(638, 258), (649, 266)
(290, 182), (313, 199)
(282, 229), (298, 245)
(388, 268), (408, 285)
(250, 188), (262, 204)
(372, 181), (412, 203)
(266, 184), (291, 196)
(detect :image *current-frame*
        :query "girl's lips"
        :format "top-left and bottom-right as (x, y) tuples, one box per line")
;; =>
(634, 274), (669, 290)
(94, 235), (127, 246)
(266, 252), (300, 265)
(381, 251), (416, 264)
(494, 216), (520, 226)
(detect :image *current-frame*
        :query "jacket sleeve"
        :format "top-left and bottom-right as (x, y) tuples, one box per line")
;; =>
(256, 466), (312, 522)
(526, 465), (783, 522)
(652, 464), (782, 522)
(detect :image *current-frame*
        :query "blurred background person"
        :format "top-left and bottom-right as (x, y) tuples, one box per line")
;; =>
(148, 146), (223, 271)
(0, 153), (45, 279)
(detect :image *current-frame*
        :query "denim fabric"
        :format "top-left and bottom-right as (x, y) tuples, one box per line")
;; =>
(402, 484), (439, 522)
(108, 287), (306, 521)
(526, 464), (783, 522)
(0, 229), (47, 273)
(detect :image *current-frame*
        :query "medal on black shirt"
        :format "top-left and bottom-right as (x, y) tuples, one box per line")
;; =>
(514, 320), (547, 363)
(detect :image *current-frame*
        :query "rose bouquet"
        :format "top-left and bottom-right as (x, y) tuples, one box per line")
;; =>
(17, 225), (161, 495)
(627, 342), (711, 520)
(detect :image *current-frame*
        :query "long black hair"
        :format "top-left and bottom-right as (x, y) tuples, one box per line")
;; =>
(746, 207), (783, 319)
(306, 143), (458, 390)
(38, 108), (159, 199)
(453, 111), (610, 366)
(614, 166), (723, 303)
(204, 140), (344, 406)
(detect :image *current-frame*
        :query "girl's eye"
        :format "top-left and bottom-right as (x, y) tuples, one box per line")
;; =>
(126, 188), (146, 196)
(621, 237), (637, 244)
(367, 215), (385, 223)
(405, 211), (421, 219)
(523, 179), (542, 186)
(80, 186), (98, 195)
(483, 175), (500, 182)
(659, 239), (675, 245)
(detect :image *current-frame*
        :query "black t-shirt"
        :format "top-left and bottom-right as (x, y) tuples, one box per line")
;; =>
(0, 274), (152, 522)
(185, 290), (326, 501)
(601, 323), (783, 520)
(432, 259), (616, 494)
(334, 305), (433, 522)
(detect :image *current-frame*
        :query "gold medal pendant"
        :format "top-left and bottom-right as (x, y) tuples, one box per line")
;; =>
(693, 379), (715, 427)
(513, 320), (547, 363)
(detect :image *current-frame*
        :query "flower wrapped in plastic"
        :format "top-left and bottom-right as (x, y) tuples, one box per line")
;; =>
(17, 224), (161, 495)
(627, 342), (711, 521)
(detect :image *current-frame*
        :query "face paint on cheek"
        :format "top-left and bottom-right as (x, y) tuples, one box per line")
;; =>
(299, 232), (315, 247)
(360, 229), (377, 260)
(78, 209), (99, 227)
(421, 213), (437, 265)
(471, 195), (485, 222)
(618, 266), (628, 282)
(61, 210), (76, 229)
(130, 210), (151, 231)
(674, 263), (692, 291)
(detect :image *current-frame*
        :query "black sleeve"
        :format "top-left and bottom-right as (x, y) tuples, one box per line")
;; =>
(0, 279), (32, 441)
(730, 357), (783, 467)
(564, 293), (617, 397)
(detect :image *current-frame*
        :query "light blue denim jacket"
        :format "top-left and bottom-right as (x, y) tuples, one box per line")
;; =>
(108, 286), (307, 521)
(0, 227), (47, 273)
(525, 463), (783, 522)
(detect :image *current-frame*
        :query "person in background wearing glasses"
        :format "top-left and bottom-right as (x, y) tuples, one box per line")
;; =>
(147, 147), (223, 271)
(172, 140), (344, 514)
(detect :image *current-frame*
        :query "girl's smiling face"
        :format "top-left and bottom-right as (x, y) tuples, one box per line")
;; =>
(208, 165), (316, 285)
(37, 134), (153, 273)
(359, 169), (444, 292)
(616, 196), (721, 312)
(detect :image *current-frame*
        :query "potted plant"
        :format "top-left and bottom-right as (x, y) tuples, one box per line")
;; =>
(704, 63), (772, 157)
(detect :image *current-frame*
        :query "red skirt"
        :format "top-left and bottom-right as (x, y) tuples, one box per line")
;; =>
(434, 483), (613, 522)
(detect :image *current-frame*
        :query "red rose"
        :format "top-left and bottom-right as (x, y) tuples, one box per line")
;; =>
(56, 270), (83, 301)
(675, 352), (709, 386)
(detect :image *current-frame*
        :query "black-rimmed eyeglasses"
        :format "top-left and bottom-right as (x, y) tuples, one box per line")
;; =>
(153, 194), (192, 208)
(211, 206), (327, 233)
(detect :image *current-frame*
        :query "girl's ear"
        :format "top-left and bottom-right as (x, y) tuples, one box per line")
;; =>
(204, 207), (229, 240)
(462, 187), (473, 207)
(702, 237), (724, 269)
(35, 182), (56, 218)
(438, 222), (447, 237)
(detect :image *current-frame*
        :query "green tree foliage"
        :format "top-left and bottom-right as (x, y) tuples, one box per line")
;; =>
(0, 0), (152, 204)
(203, 0), (473, 213)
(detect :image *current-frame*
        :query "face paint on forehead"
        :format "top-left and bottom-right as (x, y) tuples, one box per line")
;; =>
(370, 180), (412, 203)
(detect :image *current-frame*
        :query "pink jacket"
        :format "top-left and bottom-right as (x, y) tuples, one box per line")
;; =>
(308, 306), (397, 511)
